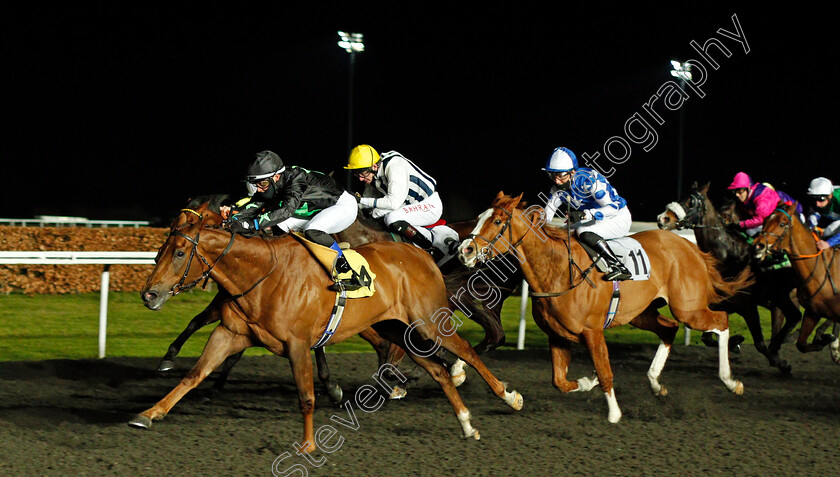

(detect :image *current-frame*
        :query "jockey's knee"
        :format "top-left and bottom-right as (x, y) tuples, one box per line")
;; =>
(304, 228), (333, 247)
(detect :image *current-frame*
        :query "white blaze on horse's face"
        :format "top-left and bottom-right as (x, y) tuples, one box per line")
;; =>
(657, 202), (686, 230)
(458, 208), (493, 268)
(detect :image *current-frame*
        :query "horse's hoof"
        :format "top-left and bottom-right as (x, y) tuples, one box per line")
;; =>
(608, 411), (622, 424)
(451, 372), (466, 387)
(128, 414), (153, 429)
(389, 386), (407, 400)
(505, 391), (523, 411)
(463, 429), (480, 441)
(778, 361), (792, 375)
(328, 386), (344, 404)
(732, 381), (744, 395)
(157, 359), (175, 372)
(728, 335), (745, 354)
(654, 386), (668, 397)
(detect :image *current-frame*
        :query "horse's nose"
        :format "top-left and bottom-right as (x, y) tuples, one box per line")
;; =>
(141, 290), (159, 304)
(656, 213), (671, 230)
(753, 242), (766, 259)
(458, 239), (477, 266)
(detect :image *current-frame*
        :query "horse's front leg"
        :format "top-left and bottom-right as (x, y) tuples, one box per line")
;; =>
(287, 339), (317, 453)
(796, 311), (835, 354)
(130, 324), (251, 428)
(580, 328), (620, 423)
(549, 336), (598, 393)
(158, 298), (224, 372)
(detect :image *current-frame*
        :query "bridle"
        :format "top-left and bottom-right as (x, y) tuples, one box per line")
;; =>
(468, 204), (595, 297)
(165, 209), (277, 299)
(757, 207), (836, 297)
(467, 206), (526, 261)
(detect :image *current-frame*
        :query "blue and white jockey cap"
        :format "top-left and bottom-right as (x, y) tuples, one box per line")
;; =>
(542, 147), (578, 173)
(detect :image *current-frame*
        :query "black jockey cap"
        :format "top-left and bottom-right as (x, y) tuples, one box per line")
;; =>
(245, 150), (285, 183)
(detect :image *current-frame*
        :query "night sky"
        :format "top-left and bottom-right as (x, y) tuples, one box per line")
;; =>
(3, 4), (838, 225)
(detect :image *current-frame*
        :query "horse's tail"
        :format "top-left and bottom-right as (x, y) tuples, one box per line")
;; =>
(701, 250), (754, 304)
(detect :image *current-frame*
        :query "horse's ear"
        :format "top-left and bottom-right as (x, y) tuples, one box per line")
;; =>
(690, 181), (698, 191)
(511, 192), (524, 209)
(700, 182), (710, 194)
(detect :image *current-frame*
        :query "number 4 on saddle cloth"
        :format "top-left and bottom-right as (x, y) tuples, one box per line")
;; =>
(291, 233), (376, 299)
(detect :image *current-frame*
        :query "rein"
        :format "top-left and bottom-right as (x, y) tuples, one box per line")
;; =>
(469, 205), (595, 298)
(167, 212), (278, 299)
(759, 208), (837, 297)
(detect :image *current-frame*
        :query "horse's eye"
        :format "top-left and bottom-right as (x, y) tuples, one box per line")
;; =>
(175, 250), (185, 258)
(493, 219), (502, 225)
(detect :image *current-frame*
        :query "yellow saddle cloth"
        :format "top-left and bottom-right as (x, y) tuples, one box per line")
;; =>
(291, 233), (376, 298)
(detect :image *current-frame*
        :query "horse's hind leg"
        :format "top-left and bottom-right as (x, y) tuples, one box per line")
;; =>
(358, 327), (413, 399)
(314, 348), (343, 404)
(373, 320), (481, 439)
(672, 307), (744, 395)
(629, 305), (679, 397)
(425, 319), (523, 411)
(207, 350), (244, 398)
(158, 296), (225, 372)
(580, 328), (621, 423)
(130, 324), (252, 429)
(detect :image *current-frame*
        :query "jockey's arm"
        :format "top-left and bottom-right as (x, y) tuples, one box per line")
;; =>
(256, 176), (307, 229)
(583, 180), (623, 221)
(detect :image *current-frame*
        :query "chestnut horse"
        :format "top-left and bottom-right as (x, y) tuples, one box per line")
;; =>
(459, 192), (752, 423)
(132, 213), (523, 447)
(753, 202), (840, 362)
(656, 182), (802, 372)
(157, 194), (519, 394)
(155, 197), (394, 403)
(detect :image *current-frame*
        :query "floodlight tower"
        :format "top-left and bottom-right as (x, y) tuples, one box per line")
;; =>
(338, 32), (365, 141)
(670, 60), (692, 200)
(338, 31), (365, 190)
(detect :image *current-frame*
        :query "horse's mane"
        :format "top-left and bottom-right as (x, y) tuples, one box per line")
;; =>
(185, 193), (236, 214)
(493, 193), (570, 244)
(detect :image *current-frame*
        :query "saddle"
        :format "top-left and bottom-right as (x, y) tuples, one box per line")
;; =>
(580, 236), (652, 281)
(291, 233), (376, 299)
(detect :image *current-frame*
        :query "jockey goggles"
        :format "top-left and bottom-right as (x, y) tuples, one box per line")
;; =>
(546, 171), (572, 180)
(244, 167), (284, 195)
(351, 167), (375, 179)
(811, 195), (830, 202)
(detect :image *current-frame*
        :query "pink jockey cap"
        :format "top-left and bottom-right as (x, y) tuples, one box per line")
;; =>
(727, 171), (752, 190)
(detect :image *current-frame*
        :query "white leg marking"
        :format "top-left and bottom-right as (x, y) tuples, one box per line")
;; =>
(605, 388), (622, 423)
(647, 342), (671, 396)
(572, 372), (600, 392)
(714, 328), (744, 395)
(830, 336), (840, 364)
(450, 359), (467, 387)
(503, 389), (524, 410)
(457, 409), (480, 440)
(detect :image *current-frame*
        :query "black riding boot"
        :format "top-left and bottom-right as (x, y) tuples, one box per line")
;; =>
(390, 220), (444, 262)
(579, 231), (632, 281)
(304, 229), (364, 292)
(328, 254), (364, 291)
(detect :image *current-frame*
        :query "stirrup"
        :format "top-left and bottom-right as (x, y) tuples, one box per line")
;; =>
(603, 266), (631, 281)
(328, 279), (363, 292)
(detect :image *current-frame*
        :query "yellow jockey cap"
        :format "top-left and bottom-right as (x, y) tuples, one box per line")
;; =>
(344, 144), (380, 170)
